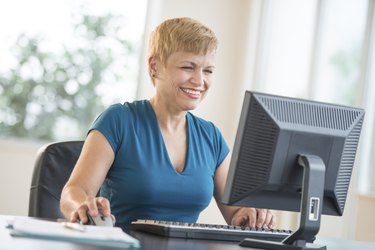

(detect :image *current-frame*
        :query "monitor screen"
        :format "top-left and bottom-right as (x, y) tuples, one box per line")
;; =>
(222, 91), (365, 249)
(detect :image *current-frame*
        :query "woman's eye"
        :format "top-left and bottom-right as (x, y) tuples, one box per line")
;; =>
(181, 66), (193, 70)
(204, 69), (213, 74)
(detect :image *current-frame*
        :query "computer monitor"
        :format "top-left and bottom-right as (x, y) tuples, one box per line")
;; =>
(222, 91), (365, 250)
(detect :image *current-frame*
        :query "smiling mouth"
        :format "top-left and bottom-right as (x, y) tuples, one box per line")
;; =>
(180, 88), (202, 96)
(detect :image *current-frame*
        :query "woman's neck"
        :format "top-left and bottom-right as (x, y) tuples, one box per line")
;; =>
(149, 97), (187, 133)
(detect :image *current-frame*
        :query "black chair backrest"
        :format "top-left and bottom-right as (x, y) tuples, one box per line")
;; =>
(28, 141), (84, 219)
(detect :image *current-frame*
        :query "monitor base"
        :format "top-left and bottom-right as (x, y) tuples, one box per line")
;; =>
(239, 238), (326, 250)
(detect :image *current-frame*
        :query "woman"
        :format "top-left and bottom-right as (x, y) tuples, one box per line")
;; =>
(60, 17), (275, 228)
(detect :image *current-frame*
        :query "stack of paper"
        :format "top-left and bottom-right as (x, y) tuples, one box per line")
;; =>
(8, 217), (140, 249)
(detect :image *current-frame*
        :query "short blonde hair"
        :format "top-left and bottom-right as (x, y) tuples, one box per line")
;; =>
(148, 17), (218, 66)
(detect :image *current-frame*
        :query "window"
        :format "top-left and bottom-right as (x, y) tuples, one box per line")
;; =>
(252, 0), (317, 98)
(249, 0), (374, 194)
(359, 0), (375, 193)
(310, 0), (368, 106)
(0, 0), (148, 141)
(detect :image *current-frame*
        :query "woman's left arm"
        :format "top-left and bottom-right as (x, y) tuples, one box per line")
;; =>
(214, 154), (276, 228)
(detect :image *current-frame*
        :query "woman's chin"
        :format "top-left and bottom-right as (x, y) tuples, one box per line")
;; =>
(182, 102), (200, 111)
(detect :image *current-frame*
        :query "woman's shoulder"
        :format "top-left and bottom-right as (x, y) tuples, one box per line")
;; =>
(187, 112), (229, 162)
(187, 112), (218, 133)
(105, 100), (149, 115)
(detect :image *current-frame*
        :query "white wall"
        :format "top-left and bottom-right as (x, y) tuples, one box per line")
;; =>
(0, 139), (43, 216)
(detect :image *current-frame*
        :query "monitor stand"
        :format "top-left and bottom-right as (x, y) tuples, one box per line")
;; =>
(239, 154), (327, 250)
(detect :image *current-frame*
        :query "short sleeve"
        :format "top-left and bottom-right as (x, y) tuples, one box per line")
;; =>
(211, 122), (230, 168)
(89, 103), (127, 154)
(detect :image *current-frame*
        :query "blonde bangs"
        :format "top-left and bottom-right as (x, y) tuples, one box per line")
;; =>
(148, 17), (218, 65)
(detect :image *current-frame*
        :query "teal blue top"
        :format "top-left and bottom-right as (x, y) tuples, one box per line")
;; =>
(90, 100), (229, 225)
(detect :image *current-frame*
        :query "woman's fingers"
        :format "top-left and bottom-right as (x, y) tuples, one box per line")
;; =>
(232, 208), (275, 228)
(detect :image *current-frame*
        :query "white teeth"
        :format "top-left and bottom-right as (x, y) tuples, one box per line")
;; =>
(181, 88), (200, 95)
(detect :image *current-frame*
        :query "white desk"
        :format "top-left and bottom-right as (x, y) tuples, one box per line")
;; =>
(1, 215), (374, 250)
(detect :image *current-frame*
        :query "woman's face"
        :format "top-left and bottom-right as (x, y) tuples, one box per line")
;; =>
(153, 51), (216, 112)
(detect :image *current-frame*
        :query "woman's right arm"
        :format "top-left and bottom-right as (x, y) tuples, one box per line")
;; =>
(60, 130), (115, 224)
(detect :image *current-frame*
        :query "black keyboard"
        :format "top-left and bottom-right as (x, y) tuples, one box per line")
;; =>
(131, 219), (292, 242)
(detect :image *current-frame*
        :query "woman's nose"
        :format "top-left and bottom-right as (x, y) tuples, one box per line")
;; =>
(191, 70), (204, 85)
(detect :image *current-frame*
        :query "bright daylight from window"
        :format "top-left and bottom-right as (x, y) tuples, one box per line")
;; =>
(0, 0), (147, 141)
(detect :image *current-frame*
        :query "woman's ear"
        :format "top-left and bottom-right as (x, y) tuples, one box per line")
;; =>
(148, 56), (158, 77)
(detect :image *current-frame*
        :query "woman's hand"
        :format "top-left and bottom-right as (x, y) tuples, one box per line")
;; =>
(231, 207), (275, 228)
(69, 196), (115, 225)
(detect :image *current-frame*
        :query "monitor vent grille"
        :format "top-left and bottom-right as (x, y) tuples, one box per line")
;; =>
(335, 117), (363, 213)
(231, 100), (278, 201)
(259, 96), (362, 131)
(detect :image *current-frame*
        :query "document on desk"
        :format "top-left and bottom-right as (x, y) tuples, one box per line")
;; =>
(8, 217), (140, 248)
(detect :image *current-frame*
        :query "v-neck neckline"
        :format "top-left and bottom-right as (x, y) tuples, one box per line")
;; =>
(146, 100), (190, 175)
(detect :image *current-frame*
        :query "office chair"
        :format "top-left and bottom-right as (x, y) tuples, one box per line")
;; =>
(28, 141), (84, 219)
